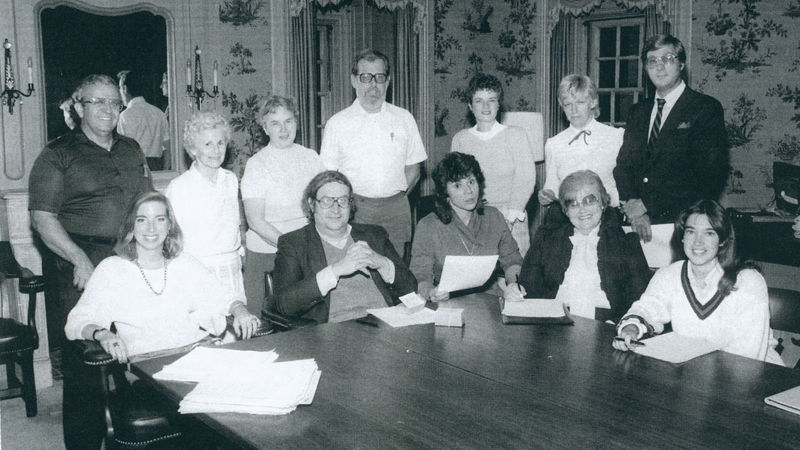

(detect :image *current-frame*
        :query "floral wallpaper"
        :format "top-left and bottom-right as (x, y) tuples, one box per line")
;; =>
(693, 0), (800, 209)
(433, 0), (538, 169)
(216, 0), (271, 177)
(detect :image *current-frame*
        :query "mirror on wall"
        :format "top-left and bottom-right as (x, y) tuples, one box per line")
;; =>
(40, 4), (170, 168)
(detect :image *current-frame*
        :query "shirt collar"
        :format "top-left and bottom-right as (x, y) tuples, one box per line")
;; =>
(686, 260), (723, 287)
(569, 226), (600, 246)
(567, 117), (598, 133)
(352, 99), (386, 115)
(656, 80), (686, 108)
(74, 128), (120, 150)
(469, 121), (505, 140)
(127, 96), (145, 107)
(317, 224), (353, 249)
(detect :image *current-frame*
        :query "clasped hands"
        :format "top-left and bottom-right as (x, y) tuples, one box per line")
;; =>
(332, 241), (393, 280)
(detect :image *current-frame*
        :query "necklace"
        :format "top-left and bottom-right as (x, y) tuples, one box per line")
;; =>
(135, 259), (168, 296)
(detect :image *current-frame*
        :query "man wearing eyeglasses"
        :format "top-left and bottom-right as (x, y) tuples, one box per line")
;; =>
(320, 49), (427, 255)
(614, 34), (729, 242)
(28, 74), (151, 449)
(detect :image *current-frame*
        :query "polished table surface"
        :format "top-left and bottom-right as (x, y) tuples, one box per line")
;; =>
(132, 294), (800, 449)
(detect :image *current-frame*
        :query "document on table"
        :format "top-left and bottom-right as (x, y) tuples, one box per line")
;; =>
(634, 333), (722, 364)
(765, 386), (800, 415)
(437, 255), (499, 293)
(179, 359), (322, 415)
(366, 304), (437, 327)
(622, 223), (674, 268)
(502, 299), (566, 318)
(153, 347), (279, 382)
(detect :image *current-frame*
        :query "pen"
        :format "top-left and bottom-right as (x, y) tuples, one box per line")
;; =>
(614, 336), (646, 347)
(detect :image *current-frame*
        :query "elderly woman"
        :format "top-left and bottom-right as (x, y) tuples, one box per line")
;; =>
(450, 73), (536, 255)
(520, 170), (650, 321)
(614, 200), (782, 364)
(64, 191), (259, 449)
(241, 95), (324, 314)
(273, 170), (416, 324)
(166, 112), (245, 307)
(410, 152), (524, 302)
(539, 74), (624, 208)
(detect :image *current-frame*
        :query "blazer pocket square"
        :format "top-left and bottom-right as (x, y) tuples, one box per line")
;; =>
(677, 122), (691, 129)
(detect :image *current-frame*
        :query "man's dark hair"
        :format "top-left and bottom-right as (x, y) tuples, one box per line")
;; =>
(123, 70), (148, 98)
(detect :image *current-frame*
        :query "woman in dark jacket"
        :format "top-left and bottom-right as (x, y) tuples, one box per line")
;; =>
(520, 170), (651, 322)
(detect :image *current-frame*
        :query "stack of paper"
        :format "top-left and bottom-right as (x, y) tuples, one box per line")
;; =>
(179, 359), (322, 415)
(502, 299), (566, 318)
(634, 333), (722, 364)
(765, 386), (800, 415)
(154, 347), (321, 415)
(367, 304), (437, 327)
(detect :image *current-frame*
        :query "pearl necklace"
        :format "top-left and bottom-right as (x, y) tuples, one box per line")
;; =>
(135, 259), (168, 296)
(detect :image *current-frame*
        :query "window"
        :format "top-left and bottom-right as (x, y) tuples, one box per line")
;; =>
(588, 18), (645, 127)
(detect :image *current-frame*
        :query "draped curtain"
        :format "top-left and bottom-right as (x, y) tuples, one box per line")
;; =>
(393, 7), (418, 120)
(290, 3), (318, 149)
(548, 13), (581, 137)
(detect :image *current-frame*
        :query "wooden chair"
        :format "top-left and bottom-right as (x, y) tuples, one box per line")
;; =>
(75, 319), (271, 448)
(0, 241), (44, 417)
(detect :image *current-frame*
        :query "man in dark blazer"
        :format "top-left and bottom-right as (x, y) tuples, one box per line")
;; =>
(273, 171), (417, 324)
(614, 34), (729, 242)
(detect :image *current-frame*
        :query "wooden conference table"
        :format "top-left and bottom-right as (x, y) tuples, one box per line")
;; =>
(132, 294), (800, 449)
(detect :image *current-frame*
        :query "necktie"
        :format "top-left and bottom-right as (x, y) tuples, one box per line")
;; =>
(647, 98), (666, 158)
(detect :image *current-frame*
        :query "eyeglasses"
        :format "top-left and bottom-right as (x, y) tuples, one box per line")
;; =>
(645, 54), (678, 68)
(564, 194), (600, 210)
(80, 97), (124, 111)
(356, 73), (388, 84)
(315, 196), (351, 209)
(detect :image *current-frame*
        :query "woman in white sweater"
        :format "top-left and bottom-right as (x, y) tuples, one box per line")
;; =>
(450, 73), (536, 256)
(613, 200), (781, 364)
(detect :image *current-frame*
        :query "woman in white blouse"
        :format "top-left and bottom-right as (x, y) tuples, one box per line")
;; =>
(241, 95), (324, 312)
(539, 74), (624, 209)
(614, 200), (782, 364)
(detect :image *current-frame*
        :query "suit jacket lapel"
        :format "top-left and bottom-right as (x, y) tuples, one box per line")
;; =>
(305, 225), (329, 274)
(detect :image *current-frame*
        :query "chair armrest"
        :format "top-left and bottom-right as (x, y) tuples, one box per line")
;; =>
(73, 339), (116, 366)
(261, 309), (317, 332)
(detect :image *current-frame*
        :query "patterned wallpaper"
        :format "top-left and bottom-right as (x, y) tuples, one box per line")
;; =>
(434, 0), (800, 210)
(433, 0), (539, 169)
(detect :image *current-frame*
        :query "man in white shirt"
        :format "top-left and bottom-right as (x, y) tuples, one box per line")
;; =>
(320, 49), (427, 254)
(117, 70), (170, 170)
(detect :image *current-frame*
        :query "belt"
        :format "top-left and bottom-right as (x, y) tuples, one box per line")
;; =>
(68, 233), (116, 246)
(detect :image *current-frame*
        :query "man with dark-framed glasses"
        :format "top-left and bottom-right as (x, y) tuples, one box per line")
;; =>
(28, 73), (151, 449)
(614, 34), (729, 243)
(321, 49), (427, 255)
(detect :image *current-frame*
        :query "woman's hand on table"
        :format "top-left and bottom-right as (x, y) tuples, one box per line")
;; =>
(429, 286), (450, 302)
(95, 329), (130, 363)
(793, 216), (800, 238)
(502, 282), (526, 302)
(538, 189), (557, 206)
(612, 324), (641, 352)
(231, 306), (261, 340)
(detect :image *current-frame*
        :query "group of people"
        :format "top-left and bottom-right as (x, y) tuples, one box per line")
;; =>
(26, 35), (785, 449)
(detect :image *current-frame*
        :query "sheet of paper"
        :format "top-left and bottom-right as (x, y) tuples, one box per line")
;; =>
(502, 299), (566, 318)
(622, 223), (674, 268)
(154, 347), (279, 382)
(634, 333), (722, 364)
(765, 386), (800, 415)
(399, 292), (426, 310)
(366, 304), (437, 328)
(435, 308), (464, 327)
(437, 255), (499, 293)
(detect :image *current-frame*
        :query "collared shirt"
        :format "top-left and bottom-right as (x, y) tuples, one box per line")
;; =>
(28, 130), (152, 238)
(451, 121), (536, 221)
(165, 164), (242, 259)
(543, 118), (623, 206)
(554, 227), (611, 319)
(240, 143), (324, 253)
(117, 97), (169, 158)
(320, 100), (427, 198)
(648, 80), (686, 134)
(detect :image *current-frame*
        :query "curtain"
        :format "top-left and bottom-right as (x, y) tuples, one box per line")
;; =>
(393, 7), (418, 118)
(290, 3), (318, 149)
(548, 12), (581, 138)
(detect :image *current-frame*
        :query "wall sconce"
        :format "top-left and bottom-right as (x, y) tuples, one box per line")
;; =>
(186, 45), (218, 110)
(1, 39), (35, 115)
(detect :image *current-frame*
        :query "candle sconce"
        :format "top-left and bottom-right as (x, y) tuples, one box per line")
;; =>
(186, 45), (218, 110)
(1, 39), (35, 115)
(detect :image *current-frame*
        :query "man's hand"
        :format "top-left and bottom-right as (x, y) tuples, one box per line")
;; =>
(621, 198), (647, 220)
(332, 241), (374, 277)
(72, 256), (95, 290)
(538, 189), (557, 206)
(631, 214), (652, 243)
(428, 286), (450, 302)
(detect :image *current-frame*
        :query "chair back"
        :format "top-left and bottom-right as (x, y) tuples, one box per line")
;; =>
(769, 287), (800, 334)
(501, 111), (544, 162)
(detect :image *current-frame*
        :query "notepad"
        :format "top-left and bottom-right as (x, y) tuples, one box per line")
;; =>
(367, 304), (438, 327)
(499, 298), (573, 325)
(765, 386), (800, 415)
(633, 333), (722, 364)
(437, 255), (499, 293)
(154, 347), (279, 382)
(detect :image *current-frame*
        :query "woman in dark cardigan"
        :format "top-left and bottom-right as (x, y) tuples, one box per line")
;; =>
(520, 170), (651, 322)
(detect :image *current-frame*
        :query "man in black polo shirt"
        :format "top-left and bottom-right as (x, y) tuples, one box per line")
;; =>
(28, 74), (152, 450)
